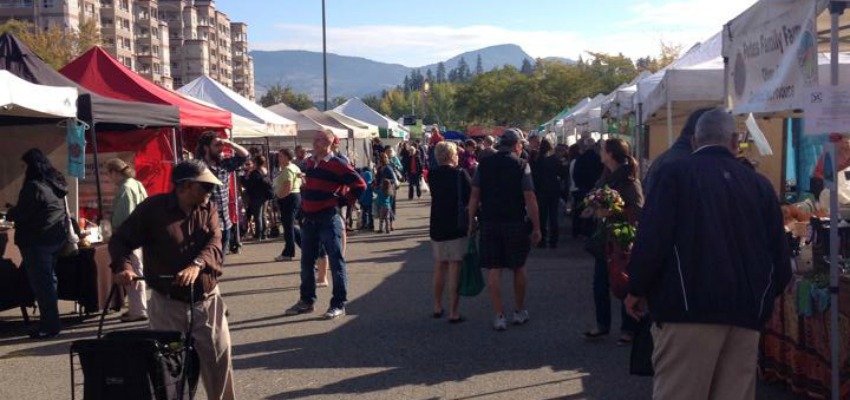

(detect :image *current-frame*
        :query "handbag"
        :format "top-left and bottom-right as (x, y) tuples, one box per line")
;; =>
(458, 233), (484, 297)
(60, 197), (80, 257)
(456, 170), (468, 232)
(583, 220), (607, 259)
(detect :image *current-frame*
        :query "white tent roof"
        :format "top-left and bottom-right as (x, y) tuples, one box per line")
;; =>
(0, 70), (77, 119)
(642, 32), (724, 123)
(333, 98), (407, 138)
(266, 102), (347, 139)
(177, 75), (296, 136)
(301, 107), (372, 139)
(567, 94), (607, 133)
(601, 71), (653, 119)
(325, 110), (378, 139)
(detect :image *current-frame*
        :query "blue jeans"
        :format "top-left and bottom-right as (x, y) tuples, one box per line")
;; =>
(221, 228), (231, 261)
(299, 214), (347, 309)
(593, 256), (638, 333)
(22, 241), (64, 333)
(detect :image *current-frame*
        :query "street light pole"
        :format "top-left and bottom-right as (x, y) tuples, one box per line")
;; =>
(322, 0), (328, 111)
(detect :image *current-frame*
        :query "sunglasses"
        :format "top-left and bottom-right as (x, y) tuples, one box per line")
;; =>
(199, 182), (216, 193)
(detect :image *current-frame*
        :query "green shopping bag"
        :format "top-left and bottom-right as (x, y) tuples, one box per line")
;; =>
(458, 233), (485, 297)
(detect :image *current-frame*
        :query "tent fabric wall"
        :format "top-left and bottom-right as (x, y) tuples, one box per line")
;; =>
(60, 47), (231, 129)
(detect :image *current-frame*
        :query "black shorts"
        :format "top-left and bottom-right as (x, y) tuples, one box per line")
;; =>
(479, 221), (531, 269)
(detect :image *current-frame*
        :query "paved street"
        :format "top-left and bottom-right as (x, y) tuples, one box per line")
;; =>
(0, 191), (795, 399)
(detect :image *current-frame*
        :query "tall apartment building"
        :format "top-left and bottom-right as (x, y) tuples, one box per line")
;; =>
(0, 0), (254, 99)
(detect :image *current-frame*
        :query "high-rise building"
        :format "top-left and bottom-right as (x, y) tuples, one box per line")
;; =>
(0, 0), (253, 98)
(231, 22), (254, 101)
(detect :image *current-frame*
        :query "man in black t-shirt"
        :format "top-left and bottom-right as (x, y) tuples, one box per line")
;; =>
(468, 128), (542, 331)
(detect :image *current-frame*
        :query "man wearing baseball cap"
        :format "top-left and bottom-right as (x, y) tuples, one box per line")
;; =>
(110, 159), (236, 399)
(468, 128), (542, 331)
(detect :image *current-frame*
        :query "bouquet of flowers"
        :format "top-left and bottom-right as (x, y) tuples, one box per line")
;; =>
(608, 221), (637, 250)
(581, 186), (625, 218)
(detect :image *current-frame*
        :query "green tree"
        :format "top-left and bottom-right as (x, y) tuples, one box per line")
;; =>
(436, 62), (447, 83)
(332, 96), (348, 107)
(259, 83), (314, 110)
(520, 58), (534, 75)
(475, 54), (484, 75)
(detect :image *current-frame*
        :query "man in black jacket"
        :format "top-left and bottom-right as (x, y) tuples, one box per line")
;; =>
(625, 108), (791, 400)
(642, 107), (711, 195)
(571, 138), (603, 237)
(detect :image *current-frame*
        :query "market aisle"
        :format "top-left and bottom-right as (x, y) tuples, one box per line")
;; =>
(0, 194), (794, 399)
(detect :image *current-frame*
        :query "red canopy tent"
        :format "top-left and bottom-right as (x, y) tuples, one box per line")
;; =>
(60, 47), (236, 222)
(60, 47), (231, 129)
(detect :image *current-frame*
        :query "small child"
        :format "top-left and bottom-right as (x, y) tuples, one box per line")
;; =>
(376, 178), (394, 233)
(358, 166), (375, 230)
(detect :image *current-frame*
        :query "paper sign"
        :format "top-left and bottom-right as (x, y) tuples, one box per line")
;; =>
(745, 113), (773, 155)
(804, 85), (850, 134)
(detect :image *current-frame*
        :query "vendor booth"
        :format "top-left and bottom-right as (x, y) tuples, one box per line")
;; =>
(0, 34), (181, 221)
(266, 102), (346, 143)
(722, 1), (850, 398)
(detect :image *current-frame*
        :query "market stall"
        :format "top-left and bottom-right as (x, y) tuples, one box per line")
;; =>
(302, 108), (373, 166)
(333, 98), (408, 139)
(722, 1), (850, 398)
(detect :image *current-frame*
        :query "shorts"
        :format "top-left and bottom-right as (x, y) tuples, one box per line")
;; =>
(479, 221), (531, 269)
(431, 237), (467, 262)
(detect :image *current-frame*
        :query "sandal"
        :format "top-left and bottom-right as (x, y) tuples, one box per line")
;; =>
(432, 309), (445, 319)
(583, 329), (610, 339)
(448, 316), (466, 324)
(616, 334), (634, 346)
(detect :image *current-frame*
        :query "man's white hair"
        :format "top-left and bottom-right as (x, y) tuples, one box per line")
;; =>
(695, 107), (735, 147)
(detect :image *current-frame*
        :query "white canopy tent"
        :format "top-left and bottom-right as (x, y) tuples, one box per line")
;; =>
(326, 110), (379, 138)
(566, 94), (607, 135)
(266, 102), (347, 140)
(334, 98), (408, 139)
(601, 71), (653, 120)
(641, 32), (725, 147)
(0, 70), (78, 213)
(555, 97), (591, 139)
(177, 75), (296, 137)
(0, 70), (77, 119)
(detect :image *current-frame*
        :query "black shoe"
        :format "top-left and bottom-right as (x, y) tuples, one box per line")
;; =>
(583, 329), (610, 340)
(28, 330), (59, 340)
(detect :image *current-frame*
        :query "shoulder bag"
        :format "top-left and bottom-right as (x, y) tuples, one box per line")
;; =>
(60, 197), (80, 257)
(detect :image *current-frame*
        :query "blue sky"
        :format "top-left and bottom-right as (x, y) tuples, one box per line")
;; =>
(215, 0), (756, 66)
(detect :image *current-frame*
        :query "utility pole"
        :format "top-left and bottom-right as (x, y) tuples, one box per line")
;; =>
(322, 0), (328, 111)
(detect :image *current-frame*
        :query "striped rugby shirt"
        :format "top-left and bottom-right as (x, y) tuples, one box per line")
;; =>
(301, 153), (366, 219)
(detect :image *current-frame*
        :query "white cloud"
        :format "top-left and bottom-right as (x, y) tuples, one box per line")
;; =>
(252, 0), (757, 66)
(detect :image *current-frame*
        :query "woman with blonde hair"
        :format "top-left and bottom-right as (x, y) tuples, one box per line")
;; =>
(426, 141), (471, 323)
(105, 158), (149, 322)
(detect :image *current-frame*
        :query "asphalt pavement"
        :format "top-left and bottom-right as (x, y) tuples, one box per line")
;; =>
(0, 191), (796, 399)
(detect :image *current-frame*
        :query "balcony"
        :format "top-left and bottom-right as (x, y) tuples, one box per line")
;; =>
(0, 0), (33, 8)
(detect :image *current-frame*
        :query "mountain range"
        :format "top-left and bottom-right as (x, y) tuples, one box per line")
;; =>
(249, 44), (574, 100)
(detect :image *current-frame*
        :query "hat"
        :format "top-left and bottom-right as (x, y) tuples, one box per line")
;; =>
(104, 158), (129, 173)
(499, 129), (522, 148)
(172, 160), (223, 186)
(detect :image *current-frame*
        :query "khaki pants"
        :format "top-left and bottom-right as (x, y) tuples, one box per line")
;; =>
(149, 287), (236, 400)
(651, 322), (760, 400)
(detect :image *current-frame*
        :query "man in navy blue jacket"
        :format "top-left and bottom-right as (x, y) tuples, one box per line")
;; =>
(625, 108), (791, 400)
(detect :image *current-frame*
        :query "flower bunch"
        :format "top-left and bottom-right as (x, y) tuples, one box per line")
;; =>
(609, 221), (637, 249)
(582, 186), (625, 218)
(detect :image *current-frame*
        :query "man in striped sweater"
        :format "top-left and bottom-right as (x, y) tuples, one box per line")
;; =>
(285, 130), (366, 320)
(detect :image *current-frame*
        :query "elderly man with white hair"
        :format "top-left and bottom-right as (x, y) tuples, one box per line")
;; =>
(624, 108), (792, 400)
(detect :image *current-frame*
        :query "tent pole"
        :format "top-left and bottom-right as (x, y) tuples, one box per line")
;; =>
(638, 102), (644, 164)
(666, 99), (673, 148)
(171, 128), (178, 162)
(90, 124), (104, 224)
(829, 4), (845, 400)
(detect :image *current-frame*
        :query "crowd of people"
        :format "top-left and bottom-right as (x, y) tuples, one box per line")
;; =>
(5, 107), (793, 399)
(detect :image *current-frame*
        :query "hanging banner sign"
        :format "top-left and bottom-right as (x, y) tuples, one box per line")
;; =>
(724, 0), (819, 114)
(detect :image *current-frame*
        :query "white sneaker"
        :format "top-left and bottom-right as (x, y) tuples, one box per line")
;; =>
(512, 310), (530, 325)
(493, 314), (507, 331)
(274, 255), (293, 262)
